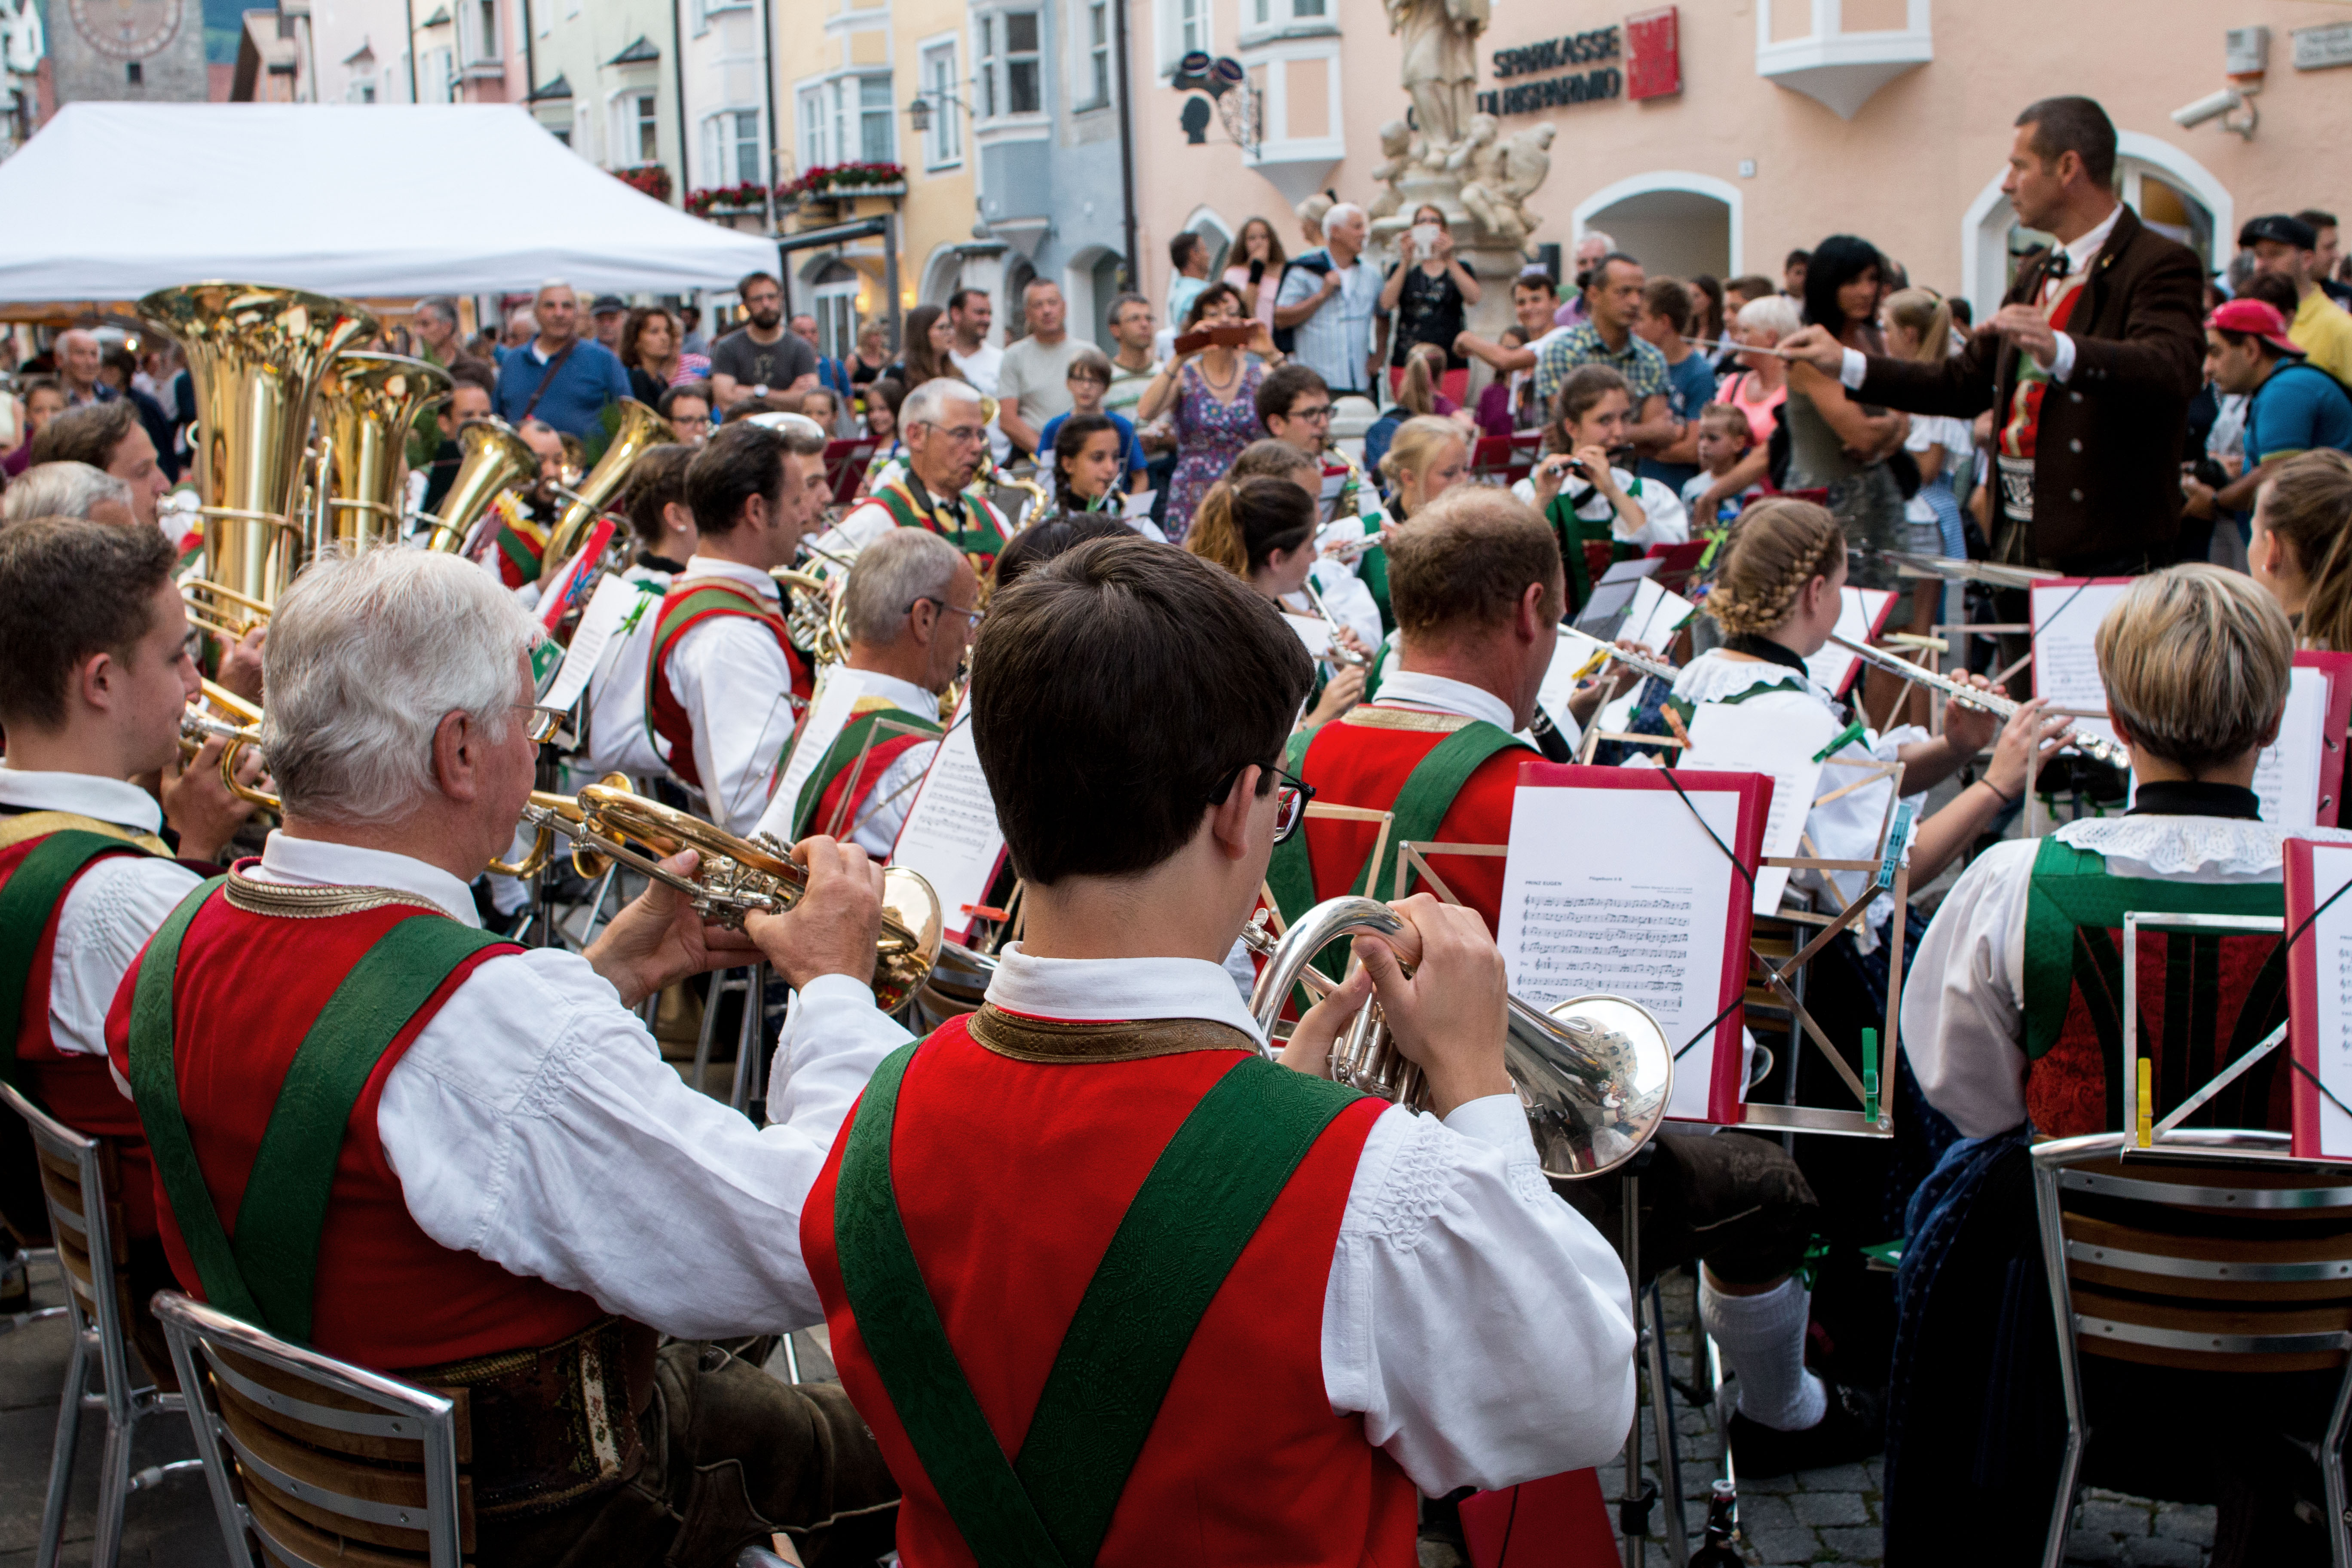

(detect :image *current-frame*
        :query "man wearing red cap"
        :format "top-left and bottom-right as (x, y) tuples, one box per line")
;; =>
(2184, 297), (2352, 522)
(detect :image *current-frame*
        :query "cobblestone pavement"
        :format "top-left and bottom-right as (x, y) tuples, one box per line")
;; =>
(1589, 1271), (2217, 1568)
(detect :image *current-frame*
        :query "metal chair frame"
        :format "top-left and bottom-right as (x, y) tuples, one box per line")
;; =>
(154, 1289), (466, 1568)
(0, 1080), (198, 1568)
(2032, 1130), (2352, 1568)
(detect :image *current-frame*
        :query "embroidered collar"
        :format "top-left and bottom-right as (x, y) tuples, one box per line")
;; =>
(1723, 633), (1812, 674)
(2128, 780), (2263, 821)
(0, 764), (165, 833)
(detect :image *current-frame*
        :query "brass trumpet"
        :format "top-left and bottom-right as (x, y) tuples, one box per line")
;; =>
(179, 680), (263, 761)
(518, 784), (944, 1011)
(1246, 897), (1674, 1180)
(414, 418), (539, 554)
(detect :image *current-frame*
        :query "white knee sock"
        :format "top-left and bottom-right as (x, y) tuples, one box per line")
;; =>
(1700, 1272), (1827, 1433)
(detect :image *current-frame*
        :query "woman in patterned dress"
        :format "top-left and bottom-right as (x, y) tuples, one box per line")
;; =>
(1134, 281), (1278, 541)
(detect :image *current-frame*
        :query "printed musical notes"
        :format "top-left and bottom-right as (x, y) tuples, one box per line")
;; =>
(2030, 580), (2134, 751)
(2252, 667), (2331, 830)
(891, 716), (1010, 945)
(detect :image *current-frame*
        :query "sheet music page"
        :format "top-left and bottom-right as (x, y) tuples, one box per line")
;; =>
(760, 670), (866, 842)
(539, 573), (644, 715)
(1622, 577), (1697, 652)
(2255, 667), (2331, 831)
(2030, 582), (2133, 748)
(1497, 782), (1741, 1121)
(1280, 612), (1333, 660)
(1667, 695), (1838, 915)
(891, 716), (1008, 944)
(1801, 587), (1898, 695)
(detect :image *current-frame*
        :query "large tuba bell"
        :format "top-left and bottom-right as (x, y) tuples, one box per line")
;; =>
(1245, 897), (1673, 1179)
(141, 283), (378, 637)
(540, 398), (666, 573)
(312, 352), (451, 556)
(415, 417), (539, 554)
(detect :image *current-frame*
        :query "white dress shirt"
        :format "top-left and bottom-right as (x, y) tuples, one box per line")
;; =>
(1369, 668), (1516, 731)
(751, 669), (942, 858)
(576, 561), (673, 781)
(0, 766), (200, 1058)
(663, 555), (802, 836)
(1902, 812), (2352, 1139)
(1510, 466), (1690, 547)
(237, 832), (912, 1338)
(983, 943), (1635, 1494)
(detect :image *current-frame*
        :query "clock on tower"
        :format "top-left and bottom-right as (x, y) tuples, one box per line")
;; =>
(67, 0), (181, 60)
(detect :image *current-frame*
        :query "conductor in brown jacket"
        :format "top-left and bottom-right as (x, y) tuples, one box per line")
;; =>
(1784, 96), (2205, 578)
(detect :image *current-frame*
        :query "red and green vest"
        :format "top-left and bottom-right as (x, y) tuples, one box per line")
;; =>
(104, 878), (606, 1368)
(643, 574), (815, 791)
(0, 812), (172, 1240)
(2020, 836), (2290, 1140)
(787, 695), (944, 843)
(484, 494), (551, 591)
(802, 1010), (1413, 1568)
(857, 477), (1011, 573)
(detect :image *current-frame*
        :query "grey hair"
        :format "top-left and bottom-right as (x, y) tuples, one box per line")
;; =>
(901, 378), (983, 432)
(416, 296), (460, 329)
(1578, 228), (1618, 253)
(1, 461), (133, 524)
(1322, 202), (1367, 241)
(841, 527), (965, 646)
(537, 279), (574, 300)
(262, 548), (542, 824)
(1735, 294), (1803, 341)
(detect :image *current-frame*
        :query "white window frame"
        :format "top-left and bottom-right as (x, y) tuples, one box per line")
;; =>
(1156, 0), (1208, 75)
(856, 73), (896, 163)
(918, 36), (962, 168)
(462, 0), (499, 64)
(1243, 0), (1327, 35)
(796, 80), (834, 168)
(1072, 0), (1111, 111)
(813, 272), (861, 358)
(609, 89), (658, 165)
(794, 73), (894, 171)
(975, 5), (1045, 122)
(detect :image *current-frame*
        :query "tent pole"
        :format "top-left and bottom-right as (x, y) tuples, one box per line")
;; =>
(671, 0), (690, 205)
(885, 210), (900, 353)
(403, 0), (419, 101)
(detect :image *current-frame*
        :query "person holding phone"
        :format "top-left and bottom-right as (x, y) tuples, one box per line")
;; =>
(1380, 205), (1482, 375)
(1223, 216), (1289, 328)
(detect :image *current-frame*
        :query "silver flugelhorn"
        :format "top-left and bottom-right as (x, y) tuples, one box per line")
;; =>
(1827, 634), (2131, 769)
(1244, 897), (1673, 1179)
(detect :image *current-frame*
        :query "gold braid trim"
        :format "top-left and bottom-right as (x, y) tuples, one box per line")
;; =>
(222, 871), (454, 921)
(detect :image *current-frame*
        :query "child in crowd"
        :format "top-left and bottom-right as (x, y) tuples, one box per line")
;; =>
(1037, 349), (1146, 494)
(797, 386), (843, 436)
(1683, 403), (1763, 531)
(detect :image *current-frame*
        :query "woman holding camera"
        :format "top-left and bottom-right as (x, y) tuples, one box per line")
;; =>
(1512, 364), (1689, 614)
(1134, 282), (1280, 542)
(1380, 204), (1482, 374)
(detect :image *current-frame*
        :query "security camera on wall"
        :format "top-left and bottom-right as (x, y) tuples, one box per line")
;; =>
(2171, 87), (2243, 128)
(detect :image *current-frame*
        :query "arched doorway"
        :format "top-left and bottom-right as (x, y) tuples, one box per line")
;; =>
(1181, 205), (1237, 284)
(1574, 173), (1742, 282)
(1962, 132), (2230, 318)
(1063, 244), (1125, 349)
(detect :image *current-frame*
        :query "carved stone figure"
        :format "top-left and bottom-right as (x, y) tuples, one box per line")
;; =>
(1366, 119), (1428, 221)
(1386, 0), (1485, 151)
(1461, 122), (1556, 250)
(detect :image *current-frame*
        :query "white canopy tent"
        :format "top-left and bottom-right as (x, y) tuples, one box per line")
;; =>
(0, 103), (779, 302)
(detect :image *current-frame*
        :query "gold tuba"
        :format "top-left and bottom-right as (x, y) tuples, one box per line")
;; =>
(312, 352), (451, 556)
(540, 398), (666, 574)
(141, 284), (379, 637)
(519, 784), (943, 1011)
(1245, 897), (1674, 1179)
(415, 417), (539, 554)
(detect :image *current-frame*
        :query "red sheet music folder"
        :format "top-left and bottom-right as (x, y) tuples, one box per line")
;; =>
(2285, 838), (2352, 1161)
(2295, 652), (2352, 827)
(1510, 761), (1769, 1124)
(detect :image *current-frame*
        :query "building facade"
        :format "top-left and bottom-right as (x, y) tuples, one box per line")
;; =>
(46, 0), (212, 105)
(525, 0), (682, 202)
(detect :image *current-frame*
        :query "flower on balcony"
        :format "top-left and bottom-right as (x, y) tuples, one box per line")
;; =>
(612, 164), (674, 202)
(686, 182), (772, 216)
(781, 161), (908, 199)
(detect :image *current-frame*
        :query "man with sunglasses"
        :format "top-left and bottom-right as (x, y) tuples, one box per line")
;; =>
(754, 529), (977, 857)
(821, 379), (1012, 574)
(799, 533), (1634, 1566)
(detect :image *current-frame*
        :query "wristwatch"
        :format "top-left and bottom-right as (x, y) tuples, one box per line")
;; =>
(752, 383), (771, 398)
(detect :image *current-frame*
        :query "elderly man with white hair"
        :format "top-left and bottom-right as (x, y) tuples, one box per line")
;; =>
(0, 459), (136, 526)
(104, 545), (908, 1568)
(645, 419), (826, 833)
(1274, 200), (1380, 397)
(53, 327), (111, 408)
(491, 279), (631, 439)
(818, 379), (1012, 571)
(754, 529), (976, 856)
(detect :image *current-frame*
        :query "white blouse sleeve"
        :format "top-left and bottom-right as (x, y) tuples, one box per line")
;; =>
(1899, 839), (2037, 1139)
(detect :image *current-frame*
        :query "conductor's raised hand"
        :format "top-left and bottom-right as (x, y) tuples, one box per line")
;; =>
(1775, 324), (1848, 377)
(585, 850), (760, 1008)
(1355, 894), (1512, 1119)
(744, 835), (884, 992)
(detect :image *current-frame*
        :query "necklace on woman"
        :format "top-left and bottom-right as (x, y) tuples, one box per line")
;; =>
(1197, 353), (1241, 398)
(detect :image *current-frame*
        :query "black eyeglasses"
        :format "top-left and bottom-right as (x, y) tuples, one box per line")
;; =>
(1211, 764), (1316, 845)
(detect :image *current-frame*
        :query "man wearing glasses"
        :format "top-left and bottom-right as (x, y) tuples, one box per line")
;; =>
(753, 530), (978, 857)
(799, 533), (1635, 1567)
(819, 379), (1013, 574)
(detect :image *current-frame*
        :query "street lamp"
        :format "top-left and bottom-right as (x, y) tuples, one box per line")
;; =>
(906, 86), (974, 136)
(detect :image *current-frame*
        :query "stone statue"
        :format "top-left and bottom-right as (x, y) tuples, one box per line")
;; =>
(1366, 120), (1427, 221)
(1461, 122), (1556, 251)
(0, 0), (43, 79)
(1386, 0), (1485, 151)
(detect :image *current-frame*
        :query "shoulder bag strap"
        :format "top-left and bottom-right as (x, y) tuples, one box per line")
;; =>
(0, 830), (155, 1091)
(518, 340), (577, 425)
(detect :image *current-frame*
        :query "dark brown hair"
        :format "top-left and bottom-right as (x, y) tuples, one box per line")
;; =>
(899, 304), (953, 386)
(2017, 95), (2117, 189)
(683, 421), (787, 536)
(1182, 281), (1245, 331)
(1642, 276), (1693, 336)
(1185, 475), (1316, 579)
(1386, 486), (1562, 638)
(622, 443), (693, 545)
(27, 400), (141, 469)
(0, 516), (178, 730)
(971, 536), (1311, 884)
(1550, 364), (1631, 443)
(990, 512), (1136, 591)
(1256, 361), (1328, 428)
(1231, 438), (1318, 482)
(618, 305), (680, 370)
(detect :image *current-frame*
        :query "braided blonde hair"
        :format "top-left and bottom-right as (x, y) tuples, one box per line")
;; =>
(1703, 499), (1844, 636)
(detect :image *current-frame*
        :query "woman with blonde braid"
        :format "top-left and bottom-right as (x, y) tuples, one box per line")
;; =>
(2245, 449), (2352, 649)
(1187, 475), (1365, 733)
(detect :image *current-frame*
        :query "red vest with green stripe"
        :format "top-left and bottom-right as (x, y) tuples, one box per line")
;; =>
(0, 813), (172, 1240)
(102, 880), (605, 1368)
(1272, 704), (1534, 938)
(858, 478), (1011, 573)
(644, 575), (814, 792)
(791, 698), (944, 843)
(2019, 836), (2291, 1140)
(802, 1014), (1412, 1567)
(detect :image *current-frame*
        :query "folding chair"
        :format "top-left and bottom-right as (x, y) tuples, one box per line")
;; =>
(154, 1289), (470, 1568)
(0, 1081), (198, 1568)
(2033, 1132), (2352, 1568)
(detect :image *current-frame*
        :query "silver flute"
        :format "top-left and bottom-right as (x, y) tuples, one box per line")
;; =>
(1568, 637), (1680, 685)
(1300, 579), (1372, 668)
(1828, 634), (2132, 769)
